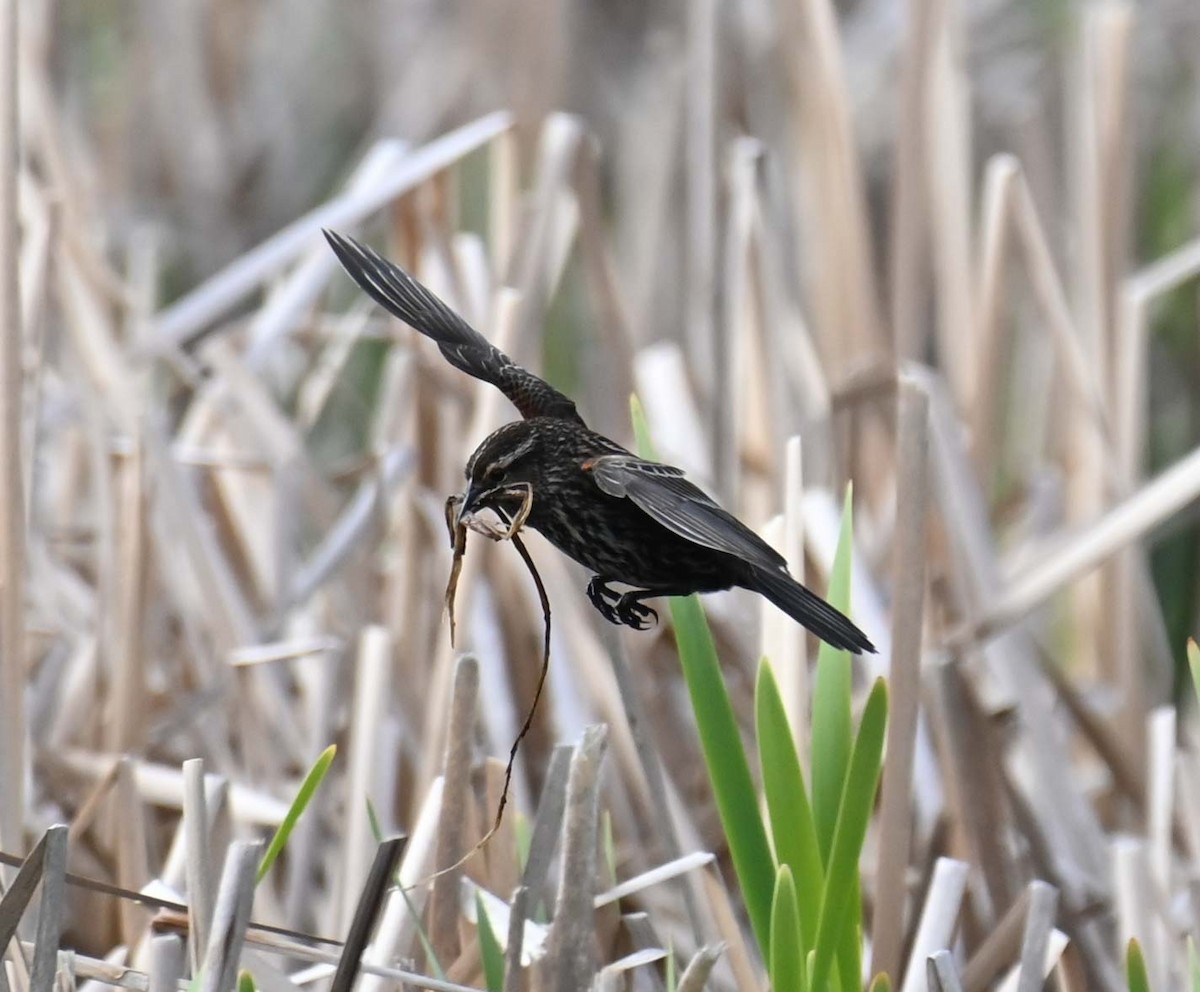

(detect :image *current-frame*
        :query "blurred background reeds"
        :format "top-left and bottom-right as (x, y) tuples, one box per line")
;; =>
(2, 0), (1200, 988)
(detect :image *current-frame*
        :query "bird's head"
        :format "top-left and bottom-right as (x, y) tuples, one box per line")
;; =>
(460, 421), (543, 521)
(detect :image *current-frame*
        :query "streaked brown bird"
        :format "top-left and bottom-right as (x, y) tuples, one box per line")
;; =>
(325, 230), (874, 654)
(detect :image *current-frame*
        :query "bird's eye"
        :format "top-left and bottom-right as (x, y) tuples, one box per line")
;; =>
(484, 463), (505, 482)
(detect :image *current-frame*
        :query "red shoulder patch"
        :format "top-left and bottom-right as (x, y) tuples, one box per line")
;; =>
(581, 458), (597, 471)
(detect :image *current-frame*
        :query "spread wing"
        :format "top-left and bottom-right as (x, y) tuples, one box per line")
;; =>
(587, 454), (788, 572)
(324, 230), (583, 424)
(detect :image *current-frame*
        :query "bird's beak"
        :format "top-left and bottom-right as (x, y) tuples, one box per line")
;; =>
(459, 481), (488, 519)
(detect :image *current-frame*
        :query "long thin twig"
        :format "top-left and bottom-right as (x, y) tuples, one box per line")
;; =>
(418, 520), (553, 889)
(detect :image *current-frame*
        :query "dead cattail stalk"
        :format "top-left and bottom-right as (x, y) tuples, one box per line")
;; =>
(872, 375), (930, 982)
(0, 0), (26, 869)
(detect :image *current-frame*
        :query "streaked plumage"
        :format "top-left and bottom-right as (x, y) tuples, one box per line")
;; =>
(325, 229), (875, 654)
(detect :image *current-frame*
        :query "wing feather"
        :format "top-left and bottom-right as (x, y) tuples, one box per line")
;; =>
(588, 455), (787, 571)
(325, 230), (583, 423)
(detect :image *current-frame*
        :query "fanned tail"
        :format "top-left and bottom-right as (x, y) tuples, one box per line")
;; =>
(747, 565), (875, 655)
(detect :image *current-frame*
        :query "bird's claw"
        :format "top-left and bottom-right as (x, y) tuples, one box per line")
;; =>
(616, 595), (658, 630)
(587, 577), (623, 625)
(587, 578), (658, 630)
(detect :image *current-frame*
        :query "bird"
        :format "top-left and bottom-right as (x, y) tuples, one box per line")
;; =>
(324, 229), (875, 654)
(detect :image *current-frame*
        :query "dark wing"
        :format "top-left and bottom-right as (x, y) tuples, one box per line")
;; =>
(587, 454), (788, 572)
(324, 230), (583, 424)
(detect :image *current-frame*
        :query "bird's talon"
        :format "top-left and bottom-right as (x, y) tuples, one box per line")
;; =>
(587, 577), (622, 621)
(616, 595), (657, 630)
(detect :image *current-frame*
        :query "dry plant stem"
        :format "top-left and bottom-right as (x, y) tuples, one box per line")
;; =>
(182, 759), (215, 975)
(1010, 170), (1111, 446)
(1015, 881), (1057, 992)
(1113, 838), (1160, 987)
(718, 138), (759, 506)
(359, 778), (445, 992)
(502, 886), (529, 992)
(1067, 14), (1112, 594)
(0, 0), (25, 869)
(152, 918), (485, 992)
(148, 935), (185, 992)
(198, 841), (259, 992)
(1147, 707), (1175, 896)
(58, 750), (286, 826)
(286, 448), (415, 609)
(488, 128), (516, 274)
(341, 626), (392, 933)
(597, 626), (705, 941)
(154, 112), (512, 348)
(685, 0), (716, 403)
(572, 140), (636, 436)
(66, 757), (122, 847)
(961, 887), (1030, 992)
(330, 837), (405, 992)
(970, 154), (1018, 473)
(786, 0), (883, 366)
(290, 446), (412, 602)
(542, 725), (608, 990)
(934, 662), (1014, 915)
(430, 655), (479, 963)
(697, 866), (759, 989)
(444, 494), (467, 645)
(675, 944), (723, 992)
(110, 441), (148, 756)
(519, 743), (574, 894)
(245, 140), (408, 367)
(900, 858), (969, 992)
(115, 757), (152, 946)
(504, 114), (582, 335)
(890, 0), (938, 360)
(0, 851), (336, 949)
(926, 0), (975, 411)
(927, 950), (965, 992)
(0, 826), (67, 992)
(961, 437), (1200, 644)
(142, 426), (258, 654)
(872, 376), (930, 982)
(1031, 644), (1143, 804)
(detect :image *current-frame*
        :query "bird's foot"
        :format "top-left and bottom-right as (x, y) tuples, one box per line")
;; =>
(615, 593), (658, 631)
(587, 576), (623, 625)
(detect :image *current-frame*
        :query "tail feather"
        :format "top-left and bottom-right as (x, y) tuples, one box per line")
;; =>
(747, 566), (875, 655)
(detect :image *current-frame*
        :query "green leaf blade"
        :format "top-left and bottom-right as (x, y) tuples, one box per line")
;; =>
(770, 865), (805, 992)
(810, 678), (888, 992)
(476, 892), (505, 992)
(670, 593), (776, 957)
(756, 658), (823, 953)
(257, 744), (337, 885)
(810, 487), (856, 864)
(1126, 938), (1152, 992)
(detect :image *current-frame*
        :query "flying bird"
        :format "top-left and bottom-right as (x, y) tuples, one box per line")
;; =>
(324, 230), (874, 654)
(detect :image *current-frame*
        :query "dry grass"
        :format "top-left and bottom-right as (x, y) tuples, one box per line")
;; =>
(3, 0), (1200, 990)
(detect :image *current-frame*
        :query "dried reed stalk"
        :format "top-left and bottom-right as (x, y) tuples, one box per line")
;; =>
(0, 0), (25, 868)
(872, 376), (930, 981)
